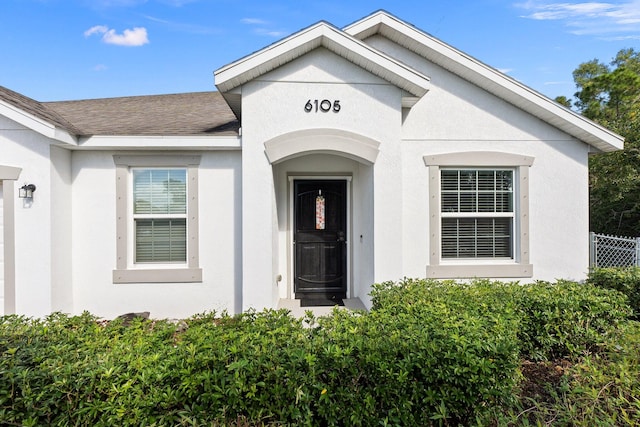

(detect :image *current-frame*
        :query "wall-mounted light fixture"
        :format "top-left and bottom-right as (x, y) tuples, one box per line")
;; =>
(19, 184), (36, 199)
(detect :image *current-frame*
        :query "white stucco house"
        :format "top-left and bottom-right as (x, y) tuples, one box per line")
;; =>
(0, 11), (623, 318)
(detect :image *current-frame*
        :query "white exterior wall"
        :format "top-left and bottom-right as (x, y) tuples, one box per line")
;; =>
(0, 116), (55, 316)
(50, 146), (73, 312)
(240, 48), (404, 309)
(364, 35), (592, 282)
(0, 184), (4, 315)
(71, 150), (242, 319)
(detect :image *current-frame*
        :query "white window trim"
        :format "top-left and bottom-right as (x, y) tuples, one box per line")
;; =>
(423, 151), (534, 279)
(113, 154), (202, 283)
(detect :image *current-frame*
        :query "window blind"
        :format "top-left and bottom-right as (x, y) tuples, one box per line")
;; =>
(442, 217), (512, 258)
(135, 218), (187, 262)
(133, 169), (186, 215)
(441, 169), (514, 259)
(132, 169), (187, 263)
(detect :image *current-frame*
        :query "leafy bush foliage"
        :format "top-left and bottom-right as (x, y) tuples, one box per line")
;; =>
(560, 321), (640, 426)
(588, 267), (640, 319)
(372, 278), (631, 361)
(314, 280), (521, 425)
(0, 278), (633, 426)
(506, 321), (640, 426)
(515, 280), (631, 360)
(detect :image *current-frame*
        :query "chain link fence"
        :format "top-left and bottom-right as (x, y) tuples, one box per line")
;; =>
(590, 232), (640, 268)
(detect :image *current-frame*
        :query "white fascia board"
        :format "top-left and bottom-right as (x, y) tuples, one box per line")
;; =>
(321, 26), (430, 97)
(214, 22), (430, 98)
(53, 127), (78, 146)
(345, 11), (624, 152)
(0, 100), (78, 146)
(77, 135), (241, 150)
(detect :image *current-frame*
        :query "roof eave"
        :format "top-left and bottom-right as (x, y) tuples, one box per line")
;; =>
(0, 100), (78, 145)
(76, 134), (242, 150)
(345, 11), (624, 152)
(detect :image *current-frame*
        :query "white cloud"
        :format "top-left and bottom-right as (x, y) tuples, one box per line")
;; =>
(143, 14), (220, 34)
(93, 64), (108, 71)
(241, 18), (268, 25)
(84, 25), (109, 37)
(84, 25), (149, 46)
(241, 17), (286, 37)
(254, 28), (288, 37)
(516, 1), (640, 36)
(144, 15), (170, 24)
(602, 34), (640, 40)
(522, 2), (614, 20)
(159, 0), (199, 5)
(497, 67), (514, 74)
(85, 0), (147, 7)
(103, 27), (149, 46)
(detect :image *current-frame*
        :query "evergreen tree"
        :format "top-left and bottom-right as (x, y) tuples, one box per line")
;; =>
(568, 49), (640, 236)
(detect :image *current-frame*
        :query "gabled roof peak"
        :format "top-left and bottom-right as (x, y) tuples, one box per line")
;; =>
(214, 18), (431, 118)
(344, 10), (623, 152)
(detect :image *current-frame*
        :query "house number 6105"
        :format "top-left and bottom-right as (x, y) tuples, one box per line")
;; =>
(304, 99), (341, 113)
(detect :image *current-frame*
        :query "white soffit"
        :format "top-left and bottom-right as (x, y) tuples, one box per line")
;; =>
(77, 135), (241, 150)
(214, 21), (430, 99)
(345, 11), (624, 153)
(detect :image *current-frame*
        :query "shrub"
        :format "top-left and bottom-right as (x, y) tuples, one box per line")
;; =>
(559, 320), (640, 426)
(365, 278), (521, 424)
(507, 321), (640, 426)
(514, 280), (632, 360)
(0, 310), (317, 426)
(0, 286), (522, 426)
(373, 278), (631, 361)
(0, 278), (632, 426)
(588, 267), (640, 319)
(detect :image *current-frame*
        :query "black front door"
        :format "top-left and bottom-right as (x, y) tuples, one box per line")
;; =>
(294, 180), (347, 299)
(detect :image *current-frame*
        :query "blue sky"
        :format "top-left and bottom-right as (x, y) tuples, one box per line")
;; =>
(1, 0), (639, 102)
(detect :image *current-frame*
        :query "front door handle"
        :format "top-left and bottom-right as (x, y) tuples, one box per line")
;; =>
(337, 231), (345, 242)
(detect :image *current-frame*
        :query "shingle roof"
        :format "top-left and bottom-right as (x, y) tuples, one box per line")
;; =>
(44, 91), (239, 137)
(0, 85), (82, 135)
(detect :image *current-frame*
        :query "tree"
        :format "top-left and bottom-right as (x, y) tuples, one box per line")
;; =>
(569, 49), (640, 236)
(554, 95), (572, 108)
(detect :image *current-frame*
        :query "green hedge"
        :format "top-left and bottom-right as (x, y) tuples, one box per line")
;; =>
(311, 286), (521, 425)
(588, 267), (640, 319)
(0, 279), (632, 426)
(515, 280), (631, 360)
(372, 278), (631, 361)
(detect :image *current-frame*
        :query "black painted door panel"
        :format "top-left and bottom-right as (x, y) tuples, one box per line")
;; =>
(294, 180), (347, 298)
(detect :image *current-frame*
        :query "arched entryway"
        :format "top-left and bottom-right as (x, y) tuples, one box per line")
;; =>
(265, 130), (379, 306)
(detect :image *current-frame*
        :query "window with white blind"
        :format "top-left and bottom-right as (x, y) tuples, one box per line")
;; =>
(441, 169), (514, 259)
(423, 152), (534, 279)
(133, 169), (187, 263)
(113, 155), (202, 283)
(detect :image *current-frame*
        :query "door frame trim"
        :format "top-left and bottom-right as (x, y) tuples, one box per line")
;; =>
(288, 175), (352, 300)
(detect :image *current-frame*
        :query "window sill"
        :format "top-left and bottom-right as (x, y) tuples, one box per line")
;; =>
(426, 264), (533, 279)
(113, 268), (203, 284)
